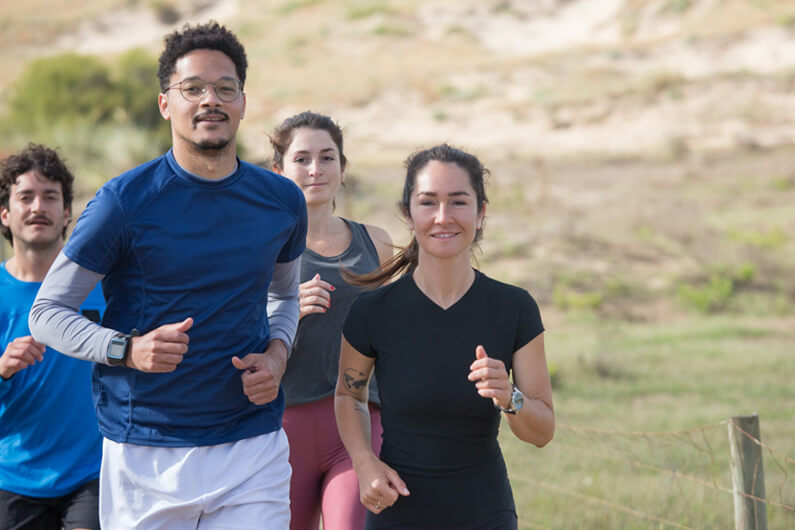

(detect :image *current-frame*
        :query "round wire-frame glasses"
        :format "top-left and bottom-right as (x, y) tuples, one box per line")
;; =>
(165, 78), (242, 102)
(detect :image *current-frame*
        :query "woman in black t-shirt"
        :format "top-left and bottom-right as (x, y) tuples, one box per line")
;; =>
(335, 144), (555, 529)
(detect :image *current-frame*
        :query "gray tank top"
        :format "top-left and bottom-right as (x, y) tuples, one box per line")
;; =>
(282, 219), (381, 406)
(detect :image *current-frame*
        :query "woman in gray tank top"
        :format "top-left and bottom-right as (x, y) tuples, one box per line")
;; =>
(269, 112), (393, 530)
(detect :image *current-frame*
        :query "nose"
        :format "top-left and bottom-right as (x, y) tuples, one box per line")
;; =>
(30, 195), (45, 212)
(199, 84), (222, 105)
(435, 203), (450, 223)
(308, 159), (321, 176)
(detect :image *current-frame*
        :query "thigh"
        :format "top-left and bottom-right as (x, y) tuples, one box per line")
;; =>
(100, 439), (203, 530)
(0, 489), (59, 530)
(61, 479), (100, 530)
(199, 430), (292, 530)
(283, 408), (323, 530)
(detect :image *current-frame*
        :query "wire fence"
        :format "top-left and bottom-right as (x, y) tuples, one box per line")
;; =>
(508, 419), (794, 529)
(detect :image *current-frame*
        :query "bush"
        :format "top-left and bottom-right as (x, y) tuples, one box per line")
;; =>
(7, 54), (120, 132)
(3, 50), (172, 160)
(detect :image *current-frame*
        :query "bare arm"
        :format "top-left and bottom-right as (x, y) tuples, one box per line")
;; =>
(504, 334), (555, 446)
(468, 333), (554, 447)
(364, 224), (393, 266)
(335, 337), (409, 514)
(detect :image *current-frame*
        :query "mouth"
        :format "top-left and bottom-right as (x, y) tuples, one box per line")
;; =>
(430, 232), (457, 239)
(194, 112), (229, 125)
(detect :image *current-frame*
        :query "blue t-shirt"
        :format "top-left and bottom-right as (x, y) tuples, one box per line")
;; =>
(63, 150), (307, 447)
(0, 262), (104, 497)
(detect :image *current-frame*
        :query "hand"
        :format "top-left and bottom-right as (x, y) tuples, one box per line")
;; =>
(126, 318), (192, 372)
(355, 455), (410, 514)
(0, 336), (46, 380)
(468, 345), (513, 410)
(298, 273), (334, 319)
(231, 340), (288, 405)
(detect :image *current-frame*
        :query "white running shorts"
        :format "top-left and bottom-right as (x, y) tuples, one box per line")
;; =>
(99, 430), (291, 530)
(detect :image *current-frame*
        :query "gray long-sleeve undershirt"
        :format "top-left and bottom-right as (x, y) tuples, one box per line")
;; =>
(29, 252), (301, 365)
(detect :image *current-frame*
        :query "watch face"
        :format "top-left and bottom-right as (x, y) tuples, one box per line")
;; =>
(108, 337), (127, 360)
(512, 389), (525, 410)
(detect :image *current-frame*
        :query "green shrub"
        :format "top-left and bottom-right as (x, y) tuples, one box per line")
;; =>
(7, 54), (120, 132)
(117, 48), (166, 131)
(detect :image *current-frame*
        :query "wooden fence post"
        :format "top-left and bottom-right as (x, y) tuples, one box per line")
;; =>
(728, 414), (767, 530)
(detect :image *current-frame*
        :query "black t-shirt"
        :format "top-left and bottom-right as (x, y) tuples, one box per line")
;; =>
(343, 270), (544, 528)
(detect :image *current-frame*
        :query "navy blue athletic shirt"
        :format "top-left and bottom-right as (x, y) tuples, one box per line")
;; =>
(64, 149), (307, 447)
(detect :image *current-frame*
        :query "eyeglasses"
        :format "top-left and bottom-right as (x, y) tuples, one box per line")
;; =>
(165, 78), (242, 102)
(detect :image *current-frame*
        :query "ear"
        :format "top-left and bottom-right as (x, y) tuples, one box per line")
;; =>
(271, 163), (282, 175)
(63, 204), (72, 226)
(158, 93), (171, 120)
(0, 205), (9, 228)
(240, 91), (246, 120)
(477, 201), (487, 230)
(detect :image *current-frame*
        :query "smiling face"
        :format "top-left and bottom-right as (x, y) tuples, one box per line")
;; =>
(158, 49), (246, 156)
(277, 127), (345, 208)
(407, 160), (486, 262)
(0, 170), (70, 250)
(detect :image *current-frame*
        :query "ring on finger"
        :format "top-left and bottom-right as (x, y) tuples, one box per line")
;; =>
(376, 499), (381, 510)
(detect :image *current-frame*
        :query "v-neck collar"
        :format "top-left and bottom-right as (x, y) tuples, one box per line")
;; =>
(408, 268), (481, 312)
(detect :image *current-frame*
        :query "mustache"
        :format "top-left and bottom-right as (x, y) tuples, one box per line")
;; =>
(26, 216), (52, 225)
(194, 110), (229, 124)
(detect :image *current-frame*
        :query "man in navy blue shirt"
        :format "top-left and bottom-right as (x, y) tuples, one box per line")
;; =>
(30, 22), (306, 529)
(0, 144), (104, 530)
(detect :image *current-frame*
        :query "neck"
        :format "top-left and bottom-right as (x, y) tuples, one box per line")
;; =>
(412, 251), (475, 309)
(5, 241), (63, 282)
(305, 202), (336, 241)
(172, 141), (238, 180)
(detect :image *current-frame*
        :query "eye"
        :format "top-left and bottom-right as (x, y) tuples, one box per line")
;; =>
(322, 155), (336, 162)
(182, 85), (203, 96)
(293, 156), (307, 164)
(218, 84), (238, 96)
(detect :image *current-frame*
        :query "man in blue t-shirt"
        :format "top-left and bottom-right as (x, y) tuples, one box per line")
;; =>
(29, 23), (307, 529)
(0, 144), (104, 530)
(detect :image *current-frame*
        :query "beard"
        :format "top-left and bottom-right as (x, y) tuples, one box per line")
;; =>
(193, 137), (231, 152)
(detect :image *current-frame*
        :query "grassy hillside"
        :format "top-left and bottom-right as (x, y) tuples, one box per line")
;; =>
(1, 1), (793, 527)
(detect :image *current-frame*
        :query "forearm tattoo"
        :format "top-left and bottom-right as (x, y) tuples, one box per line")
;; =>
(343, 368), (368, 392)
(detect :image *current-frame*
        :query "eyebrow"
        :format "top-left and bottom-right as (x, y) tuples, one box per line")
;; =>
(291, 148), (337, 155)
(416, 190), (471, 197)
(15, 187), (61, 195)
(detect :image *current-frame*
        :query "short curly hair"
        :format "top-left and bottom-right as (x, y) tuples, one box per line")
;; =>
(157, 21), (248, 91)
(0, 143), (74, 244)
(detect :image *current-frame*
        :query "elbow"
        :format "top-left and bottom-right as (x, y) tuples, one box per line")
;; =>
(27, 300), (45, 342)
(533, 428), (554, 448)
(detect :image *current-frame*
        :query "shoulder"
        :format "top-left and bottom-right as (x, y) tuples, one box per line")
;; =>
(240, 161), (306, 222)
(353, 275), (409, 308)
(100, 154), (173, 209)
(477, 271), (539, 307)
(361, 223), (393, 265)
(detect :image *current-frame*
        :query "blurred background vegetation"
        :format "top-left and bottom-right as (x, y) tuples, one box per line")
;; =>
(1, 0), (793, 527)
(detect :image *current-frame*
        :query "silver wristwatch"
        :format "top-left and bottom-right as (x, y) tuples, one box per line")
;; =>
(495, 384), (525, 415)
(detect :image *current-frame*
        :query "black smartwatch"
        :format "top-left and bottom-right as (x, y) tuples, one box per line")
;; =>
(107, 329), (139, 366)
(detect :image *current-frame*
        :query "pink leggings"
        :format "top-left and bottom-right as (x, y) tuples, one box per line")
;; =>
(282, 395), (382, 530)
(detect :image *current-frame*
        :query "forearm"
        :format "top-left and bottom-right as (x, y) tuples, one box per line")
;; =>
(267, 257), (301, 355)
(28, 252), (115, 364)
(334, 391), (376, 469)
(505, 396), (555, 447)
